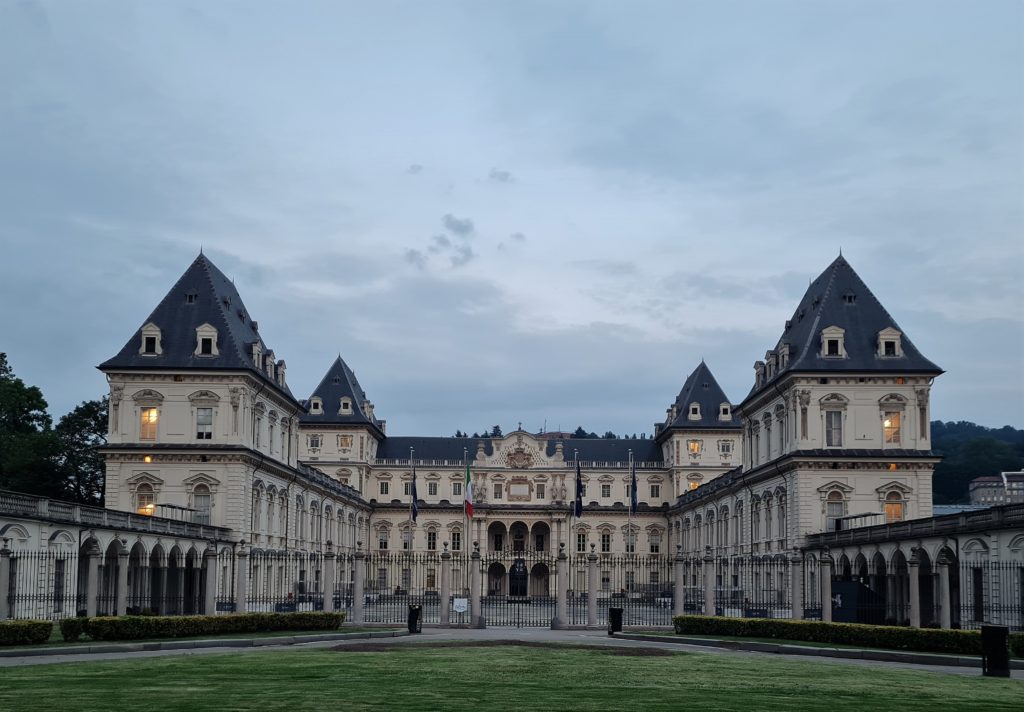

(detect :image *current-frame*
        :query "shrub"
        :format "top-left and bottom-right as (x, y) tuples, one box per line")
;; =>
(59, 617), (88, 642)
(84, 612), (344, 642)
(0, 621), (53, 647)
(672, 615), (986, 656)
(1010, 634), (1024, 658)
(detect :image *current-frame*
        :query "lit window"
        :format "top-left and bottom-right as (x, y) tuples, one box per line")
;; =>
(884, 491), (904, 523)
(196, 408), (213, 440)
(883, 411), (901, 444)
(428, 482), (438, 496)
(825, 411), (843, 447)
(136, 484), (155, 515)
(140, 408), (159, 440)
(688, 440), (702, 455)
(688, 481), (700, 491)
(601, 484), (611, 498)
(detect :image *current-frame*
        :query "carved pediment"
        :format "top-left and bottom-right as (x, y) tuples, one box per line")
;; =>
(132, 389), (164, 404)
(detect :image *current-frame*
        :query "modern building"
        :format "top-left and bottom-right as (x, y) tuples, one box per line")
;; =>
(969, 472), (1024, 506)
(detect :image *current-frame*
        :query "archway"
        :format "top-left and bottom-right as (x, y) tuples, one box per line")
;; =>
(487, 522), (507, 553)
(916, 549), (935, 627)
(509, 522), (528, 553)
(508, 558), (528, 597)
(529, 562), (550, 597)
(487, 562), (506, 596)
(530, 522), (550, 552)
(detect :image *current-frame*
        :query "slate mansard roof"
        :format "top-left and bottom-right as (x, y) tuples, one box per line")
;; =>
(300, 356), (383, 433)
(376, 434), (663, 464)
(99, 253), (298, 403)
(745, 255), (942, 401)
(659, 361), (741, 439)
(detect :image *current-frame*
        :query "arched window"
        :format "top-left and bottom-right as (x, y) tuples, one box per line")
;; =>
(825, 490), (846, 531)
(884, 491), (905, 523)
(253, 489), (263, 533)
(136, 484), (156, 516)
(193, 484), (212, 525)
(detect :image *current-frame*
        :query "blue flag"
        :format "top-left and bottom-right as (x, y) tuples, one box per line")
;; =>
(574, 459), (583, 518)
(629, 457), (638, 515)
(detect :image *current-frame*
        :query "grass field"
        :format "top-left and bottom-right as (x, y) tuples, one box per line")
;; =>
(0, 643), (1020, 711)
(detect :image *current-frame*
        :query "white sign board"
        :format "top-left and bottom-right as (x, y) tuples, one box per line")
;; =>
(452, 598), (469, 613)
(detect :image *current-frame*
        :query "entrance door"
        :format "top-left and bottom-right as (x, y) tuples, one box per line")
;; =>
(509, 559), (528, 597)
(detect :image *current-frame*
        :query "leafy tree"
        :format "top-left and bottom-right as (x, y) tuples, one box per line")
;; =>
(0, 353), (62, 497)
(55, 397), (108, 504)
(602, 431), (617, 439)
(932, 421), (1024, 503)
(489, 425), (503, 438)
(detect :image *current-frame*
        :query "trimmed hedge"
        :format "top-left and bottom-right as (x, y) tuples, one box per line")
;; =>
(59, 617), (88, 642)
(84, 612), (345, 642)
(0, 620), (53, 647)
(673, 615), (1024, 657)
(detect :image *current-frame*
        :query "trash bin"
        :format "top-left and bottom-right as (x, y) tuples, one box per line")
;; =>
(407, 604), (423, 634)
(608, 607), (624, 635)
(981, 624), (1010, 677)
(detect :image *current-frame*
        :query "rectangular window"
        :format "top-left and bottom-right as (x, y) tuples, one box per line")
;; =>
(649, 535), (661, 554)
(825, 411), (843, 447)
(451, 531), (462, 551)
(255, 417), (262, 448)
(884, 500), (904, 523)
(378, 532), (388, 550)
(650, 484), (661, 499)
(200, 337), (213, 355)
(826, 339), (840, 356)
(309, 435), (321, 449)
(883, 411), (901, 444)
(426, 569), (436, 589)
(452, 482), (462, 496)
(428, 482), (438, 496)
(193, 493), (211, 525)
(601, 571), (610, 591)
(403, 482), (411, 496)
(379, 481), (389, 496)
(600, 532), (611, 553)
(536, 483), (545, 499)
(427, 531), (437, 551)
(576, 531), (587, 553)
(338, 434), (353, 449)
(493, 483), (503, 500)
(601, 484), (611, 498)
(688, 440), (702, 455)
(143, 336), (157, 354)
(625, 533), (635, 554)
(402, 530), (411, 550)
(719, 440), (733, 455)
(196, 407), (213, 440)
(140, 408), (159, 440)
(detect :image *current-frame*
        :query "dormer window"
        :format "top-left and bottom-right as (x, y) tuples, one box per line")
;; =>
(309, 398), (323, 415)
(719, 404), (731, 420)
(340, 397), (352, 414)
(139, 323), (162, 356)
(688, 403), (701, 420)
(194, 323), (219, 357)
(820, 326), (846, 359)
(876, 328), (903, 358)
(185, 291), (198, 304)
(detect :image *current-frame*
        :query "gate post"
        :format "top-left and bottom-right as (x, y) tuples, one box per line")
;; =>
(116, 550), (130, 616)
(554, 543), (568, 629)
(439, 545), (452, 626)
(0, 542), (11, 620)
(909, 549), (921, 628)
(819, 551), (833, 623)
(790, 549), (804, 621)
(85, 543), (101, 617)
(702, 547), (716, 616)
(470, 542), (484, 628)
(322, 543), (336, 614)
(235, 542), (250, 614)
(937, 552), (951, 629)
(203, 544), (218, 615)
(673, 545), (686, 618)
(587, 545), (599, 627)
(352, 544), (365, 625)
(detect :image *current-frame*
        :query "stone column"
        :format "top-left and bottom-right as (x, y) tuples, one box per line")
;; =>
(886, 571), (896, 621)
(439, 546), (452, 626)
(322, 545), (336, 614)
(236, 544), (251, 614)
(176, 564), (186, 615)
(85, 546), (101, 617)
(790, 550), (805, 621)
(0, 544), (11, 620)
(203, 546), (218, 616)
(673, 545), (686, 618)
(587, 547), (600, 627)
(352, 545), (365, 625)
(139, 565), (150, 611)
(554, 544), (568, 629)
(116, 552), (130, 616)
(819, 552), (833, 623)
(470, 542), (483, 628)
(937, 554), (951, 629)
(908, 553), (921, 628)
(702, 548), (716, 616)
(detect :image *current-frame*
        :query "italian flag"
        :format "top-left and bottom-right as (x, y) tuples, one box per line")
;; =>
(464, 461), (474, 518)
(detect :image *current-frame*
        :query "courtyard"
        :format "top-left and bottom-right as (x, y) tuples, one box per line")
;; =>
(0, 631), (1020, 711)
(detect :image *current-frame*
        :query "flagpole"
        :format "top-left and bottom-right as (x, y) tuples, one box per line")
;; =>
(628, 449), (634, 602)
(409, 447), (415, 550)
(463, 447), (468, 601)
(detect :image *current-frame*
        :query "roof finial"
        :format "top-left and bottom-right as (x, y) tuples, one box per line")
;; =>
(839, 246), (843, 257)
(199, 245), (203, 255)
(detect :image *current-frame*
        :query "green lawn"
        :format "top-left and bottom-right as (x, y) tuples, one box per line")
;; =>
(0, 644), (1021, 711)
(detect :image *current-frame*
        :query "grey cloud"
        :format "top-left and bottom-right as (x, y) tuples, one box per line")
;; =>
(404, 248), (427, 269)
(510, 232), (526, 242)
(442, 213), (475, 237)
(450, 244), (476, 267)
(407, 164), (423, 174)
(488, 168), (514, 183)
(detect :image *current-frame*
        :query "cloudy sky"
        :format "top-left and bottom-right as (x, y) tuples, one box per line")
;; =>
(1, 0), (1022, 436)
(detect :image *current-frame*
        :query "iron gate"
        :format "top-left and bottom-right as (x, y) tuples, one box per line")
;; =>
(480, 550), (557, 627)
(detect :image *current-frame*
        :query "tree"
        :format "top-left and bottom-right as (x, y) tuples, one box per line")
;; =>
(0, 353), (62, 497)
(55, 397), (108, 504)
(489, 425), (503, 438)
(602, 431), (617, 439)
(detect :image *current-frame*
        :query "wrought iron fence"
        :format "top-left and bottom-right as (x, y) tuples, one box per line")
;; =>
(4, 550), (84, 620)
(960, 560), (1024, 631)
(478, 549), (558, 627)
